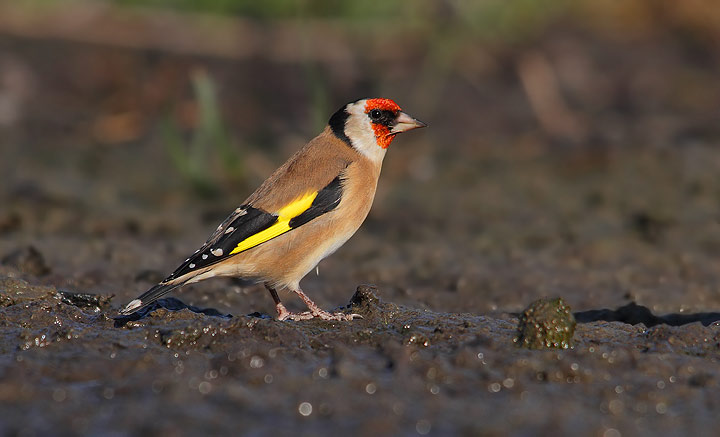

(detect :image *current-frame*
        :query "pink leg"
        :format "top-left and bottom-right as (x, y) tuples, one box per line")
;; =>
(265, 284), (291, 320)
(290, 286), (361, 321)
(265, 283), (360, 321)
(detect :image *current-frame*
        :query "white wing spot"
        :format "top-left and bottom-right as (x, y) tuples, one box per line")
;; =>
(225, 227), (235, 234)
(124, 299), (142, 312)
(202, 254), (208, 260)
(217, 224), (223, 231)
(211, 248), (223, 257)
(185, 258), (190, 262)
(235, 208), (247, 215)
(189, 263), (196, 268)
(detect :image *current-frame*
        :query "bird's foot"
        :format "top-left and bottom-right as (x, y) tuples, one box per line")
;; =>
(276, 306), (361, 321)
(273, 289), (361, 321)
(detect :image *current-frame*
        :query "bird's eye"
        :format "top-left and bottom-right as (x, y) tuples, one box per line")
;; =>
(369, 109), (382, 120)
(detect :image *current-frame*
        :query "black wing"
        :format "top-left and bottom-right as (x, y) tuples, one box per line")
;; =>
(163, 205), (276, 282)
(163, 175), (344, 282)
(289, 176), (343, 228)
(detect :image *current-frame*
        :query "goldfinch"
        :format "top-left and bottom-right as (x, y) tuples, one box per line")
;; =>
(120, 98), (426, 321)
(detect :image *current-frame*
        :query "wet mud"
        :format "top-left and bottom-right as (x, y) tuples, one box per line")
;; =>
(2, 278), (720, 436)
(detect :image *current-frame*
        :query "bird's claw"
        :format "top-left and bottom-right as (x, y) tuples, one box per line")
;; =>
(278, 310), (362, 321)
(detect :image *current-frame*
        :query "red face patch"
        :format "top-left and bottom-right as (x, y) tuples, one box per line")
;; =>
(365, 98), (402, 149)
(373, 125), (393, 149)
(365, 98), (401, 113)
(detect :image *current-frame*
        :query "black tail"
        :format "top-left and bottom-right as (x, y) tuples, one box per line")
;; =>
(119, 282), (182, 315)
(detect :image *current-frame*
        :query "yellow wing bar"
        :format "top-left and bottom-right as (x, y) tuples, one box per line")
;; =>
(229, 191), (318, 255)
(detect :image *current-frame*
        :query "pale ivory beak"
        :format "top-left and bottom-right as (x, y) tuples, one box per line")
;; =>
(390, 111), (427, 134)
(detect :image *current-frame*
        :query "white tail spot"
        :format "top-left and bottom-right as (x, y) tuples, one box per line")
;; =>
(189, 263), (196, 268)
(225, 227), (235, 234)
(202, 254), (208, 260)
(124, 299), (142, 312)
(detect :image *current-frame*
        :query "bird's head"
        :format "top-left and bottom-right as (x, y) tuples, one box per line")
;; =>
(329, 98), (426, 163)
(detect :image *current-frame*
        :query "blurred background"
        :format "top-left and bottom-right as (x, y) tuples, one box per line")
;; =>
(2, 0), (720, 316)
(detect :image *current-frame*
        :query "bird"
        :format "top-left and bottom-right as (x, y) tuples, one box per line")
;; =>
(120, 98), (426, 321)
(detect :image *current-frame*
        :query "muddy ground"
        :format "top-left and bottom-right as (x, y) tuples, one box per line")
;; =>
(2, 10), (720, 437)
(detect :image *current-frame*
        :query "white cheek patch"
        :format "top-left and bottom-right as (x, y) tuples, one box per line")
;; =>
(344, 101), (387, 164)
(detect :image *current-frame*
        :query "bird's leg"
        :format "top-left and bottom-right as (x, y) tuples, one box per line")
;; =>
(264, 283), (291, 321)
(290, 286), (361, 321)
(265, 283), (359, 321)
